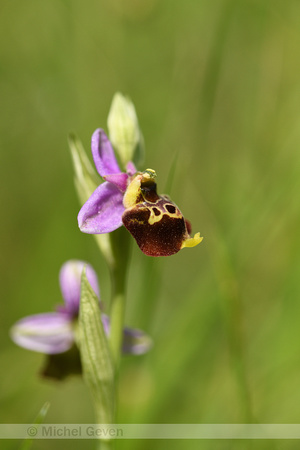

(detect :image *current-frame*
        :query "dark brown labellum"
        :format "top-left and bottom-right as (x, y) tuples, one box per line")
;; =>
(122, 202), (189, 256)
(122, 172), (191, 256)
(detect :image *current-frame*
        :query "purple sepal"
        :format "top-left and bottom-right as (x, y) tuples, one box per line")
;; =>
(91, 128), (121, 177)
(101, 314), (152, 355)
(59, 260), (100, 315)
(78, 182), (124, 234)
(10, 313), (74, 354)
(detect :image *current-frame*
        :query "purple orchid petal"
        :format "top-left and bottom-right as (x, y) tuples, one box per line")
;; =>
(91, 128), (121, 177)
(59, 260), (100, 315)
(101, 314), (152, 355)
(122, 326), (153, 355)
(78, 181), (124, 234)
(126, 161), (137, 176)
(103, 172), (128, 192)
(10, 313), (74, 354)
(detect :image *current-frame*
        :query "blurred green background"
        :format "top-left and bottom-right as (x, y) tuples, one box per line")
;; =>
(1, 0), (300, 449)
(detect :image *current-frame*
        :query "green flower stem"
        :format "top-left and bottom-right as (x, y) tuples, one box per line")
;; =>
(108, 227), (131, 370)
(97, 438), (113, 450)
(109, 274), (126, 368)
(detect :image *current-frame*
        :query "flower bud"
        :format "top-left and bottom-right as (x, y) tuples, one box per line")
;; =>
(107, 92), (144, 168)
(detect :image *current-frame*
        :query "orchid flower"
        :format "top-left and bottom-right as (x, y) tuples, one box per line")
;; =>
(10, 260), (151, 356)
(78, 129), (203, 256)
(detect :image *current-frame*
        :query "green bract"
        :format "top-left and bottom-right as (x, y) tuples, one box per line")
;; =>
(78, 269), (114, 424)
(107, 92), (144, 168)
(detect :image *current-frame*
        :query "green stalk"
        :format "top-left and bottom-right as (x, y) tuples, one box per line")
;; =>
(109, 269), (127, 368)
(108, 227), (131, 370)
(96, 439), (113, 450)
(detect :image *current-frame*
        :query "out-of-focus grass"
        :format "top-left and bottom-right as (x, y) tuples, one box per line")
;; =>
(1, 0), (300, 449)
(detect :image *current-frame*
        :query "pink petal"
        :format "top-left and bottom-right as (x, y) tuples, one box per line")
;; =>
(126, 161), (137, 176)
(103, 172), (128, 192)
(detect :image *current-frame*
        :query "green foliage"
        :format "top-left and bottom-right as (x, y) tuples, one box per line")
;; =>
(20, 402), (50, 450)
(2, 1), (300, 449)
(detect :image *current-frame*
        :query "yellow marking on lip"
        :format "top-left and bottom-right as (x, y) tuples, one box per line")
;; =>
(163, 209), (182, 219)
(148, 208), (163, 224)
(147, 202), (183, 225)
(128, 217), (145, 226)
(181, 232), (203, 249)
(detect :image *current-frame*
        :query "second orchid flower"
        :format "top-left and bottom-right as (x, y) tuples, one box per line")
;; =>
(10, 260), (152, 356)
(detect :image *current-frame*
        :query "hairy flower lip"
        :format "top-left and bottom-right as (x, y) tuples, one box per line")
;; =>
(121, 170), (203, 256)
(10, 260), (152, 356)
